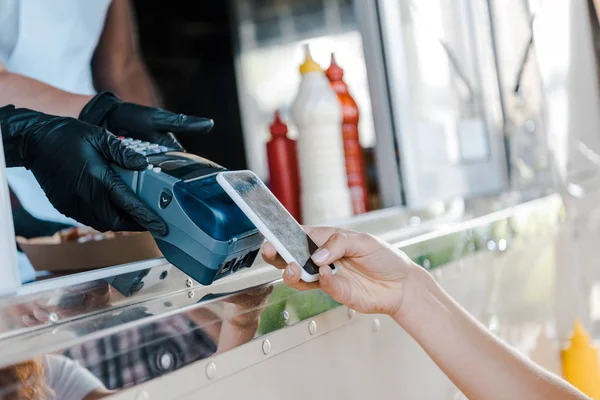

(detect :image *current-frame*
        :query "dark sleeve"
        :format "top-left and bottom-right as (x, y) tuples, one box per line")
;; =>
(9, 186), (72, 240)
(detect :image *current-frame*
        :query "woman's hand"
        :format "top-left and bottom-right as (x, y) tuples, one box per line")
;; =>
(261, 226), (425, 320)
(223, 285), (273, 328)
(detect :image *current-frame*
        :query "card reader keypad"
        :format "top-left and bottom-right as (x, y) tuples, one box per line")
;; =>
(118, 137), (171, 156)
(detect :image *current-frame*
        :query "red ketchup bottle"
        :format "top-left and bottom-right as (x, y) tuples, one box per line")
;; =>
(266, 111), (301, 222)
(326, 53), (369, 214)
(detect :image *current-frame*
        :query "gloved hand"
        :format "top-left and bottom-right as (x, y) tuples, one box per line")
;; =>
(1, 105), (167, 235)
(79, 92), (214, 150)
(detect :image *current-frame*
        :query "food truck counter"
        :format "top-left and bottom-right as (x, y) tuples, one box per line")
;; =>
(0, 192), (566, 398)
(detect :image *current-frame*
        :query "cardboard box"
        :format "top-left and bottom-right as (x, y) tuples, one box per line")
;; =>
(17, 230), (163, 272)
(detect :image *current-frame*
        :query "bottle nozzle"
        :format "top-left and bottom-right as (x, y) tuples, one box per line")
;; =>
(300, 44), (322, 75)
(270, 109), (288, 136)
(326, 52), (344, 81)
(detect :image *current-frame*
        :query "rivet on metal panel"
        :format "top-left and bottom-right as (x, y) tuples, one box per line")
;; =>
(348, 308), (356, 319)
(282, 310), (290, 321)
(186, 278), (193, 288)
(525, 119), (536, 133)
(206, 362), (217, 380)
(48, 312), (59, 324)
(409, 216), (421, 226)
(498, 239), (507, 251)
(262, 339), (272, 355)
(488, 315), (499, 333)
(159, 353), (173, 370)
(373, 318), (381, 332)
(308, 320), (317, 335)
(423, 259), (431, 270)
(187, 291), (195, 299)
(136, 391), (150, 400)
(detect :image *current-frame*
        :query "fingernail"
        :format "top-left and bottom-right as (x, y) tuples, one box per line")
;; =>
(286, 266), (295, 277)
(319, 267), (325, 277)
(312, 248), (330, 264)
(34, 308), (49, 320)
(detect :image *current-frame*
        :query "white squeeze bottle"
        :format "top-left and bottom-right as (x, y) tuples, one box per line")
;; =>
(291, 45), (353, 225)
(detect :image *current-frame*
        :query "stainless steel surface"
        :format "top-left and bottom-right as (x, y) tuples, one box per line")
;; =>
(112, 304), (363, 400)
(205, 362), (217, 380)
(111, 193), (565, 400)
(261, 339), (271, 355)
(0, 193), (563, 399)
(308, 320), (317, 335)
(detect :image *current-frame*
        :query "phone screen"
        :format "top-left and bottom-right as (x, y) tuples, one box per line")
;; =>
(219, 172), (334, 276)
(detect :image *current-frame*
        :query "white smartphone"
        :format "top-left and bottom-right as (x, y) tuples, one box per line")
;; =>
(216, 170), (336, 282)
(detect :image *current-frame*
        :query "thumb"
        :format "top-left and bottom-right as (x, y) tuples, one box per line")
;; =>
(151, 109), (214, 134)
(311, 232), (360, 266)
(94, 128), (148, 170)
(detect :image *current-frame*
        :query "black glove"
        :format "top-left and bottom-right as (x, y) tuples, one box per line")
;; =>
(1, 105), (167, 235)
(79, 92), (214, 150)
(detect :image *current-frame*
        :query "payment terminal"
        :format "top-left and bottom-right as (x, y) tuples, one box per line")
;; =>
(112, 138), (263, 286)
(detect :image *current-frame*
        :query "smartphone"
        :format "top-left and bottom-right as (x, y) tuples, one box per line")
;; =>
(216, 170), (336, 282)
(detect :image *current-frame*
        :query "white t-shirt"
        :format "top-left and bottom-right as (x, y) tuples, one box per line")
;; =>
(0, 0), (18, 62)
(0, 0), (111, 280)
(43, 355), (106, 400)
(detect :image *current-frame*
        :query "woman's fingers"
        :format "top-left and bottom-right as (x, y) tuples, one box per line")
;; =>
(261, 242), (287, 269)
(283, 263), (320, 291)
(302, 226), (353, 246)
(311, 232), (364, 266)
(263, 226), (357, 269)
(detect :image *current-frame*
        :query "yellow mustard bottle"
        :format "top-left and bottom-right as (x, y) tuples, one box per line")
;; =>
(562, 320), (600, 398)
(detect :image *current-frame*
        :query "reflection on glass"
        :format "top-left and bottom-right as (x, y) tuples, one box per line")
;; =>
(0, 195), (563, 397)
(0, 286), (274, 398)
(0, 355), (112, 400)
(404, 0), (495, 166)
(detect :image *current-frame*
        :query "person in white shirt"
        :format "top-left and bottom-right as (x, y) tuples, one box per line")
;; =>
(0, 0), (213, 281)
(0, 355), (112, 400)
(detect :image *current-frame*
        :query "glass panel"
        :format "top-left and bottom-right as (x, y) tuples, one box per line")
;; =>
(401, 0), (492, 165)
(232, 0), (383, 209)
(378, 0), (507, 208)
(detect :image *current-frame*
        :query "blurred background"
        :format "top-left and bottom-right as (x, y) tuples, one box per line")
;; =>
(132, 0), (572, 214)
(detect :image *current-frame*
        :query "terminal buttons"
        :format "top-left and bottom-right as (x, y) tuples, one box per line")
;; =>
(118, 137), (174, 156)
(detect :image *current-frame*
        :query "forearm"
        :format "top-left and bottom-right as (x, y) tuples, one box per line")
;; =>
(398, 269), (588, 400)
(94, 59), (161, 107)
(0, 70), (91, 118)
(215, 319), (259, 355)
(92, 0), (161, 108)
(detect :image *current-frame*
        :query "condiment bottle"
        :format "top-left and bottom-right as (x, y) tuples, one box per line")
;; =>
(326, 53), (369, 214)
(266, 110), (301, 221)
(561, 320), (600, 398)
(291, 45), (352, 225)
